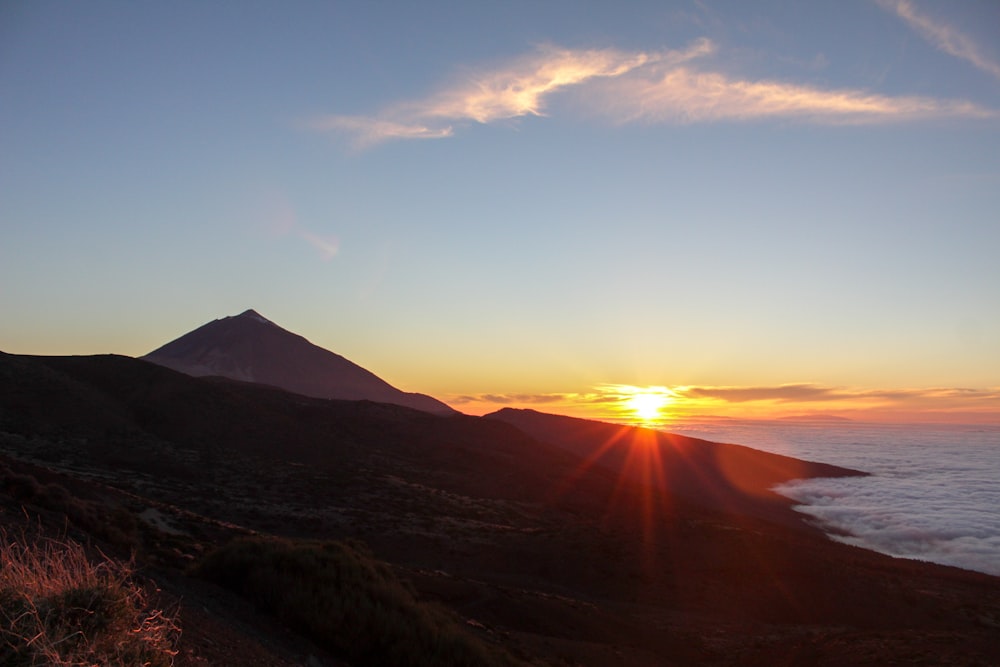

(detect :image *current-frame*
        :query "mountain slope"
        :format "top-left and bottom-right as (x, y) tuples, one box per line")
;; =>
(141, 309), (454, 414)
(486, 407), (864, 526)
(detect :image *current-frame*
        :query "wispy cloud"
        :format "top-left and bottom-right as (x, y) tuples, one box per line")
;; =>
(878, 0), (1000, 80)
(297, 229), (340, 261)
(314, 35), (994, 147)
(312, 43), (682, 148)
(308, 116), (454, 148)
(450, 391), (618, 407)
(591, 67), (993, 124)
(260, 193), (340, 261)
(412, 43), (673, 124)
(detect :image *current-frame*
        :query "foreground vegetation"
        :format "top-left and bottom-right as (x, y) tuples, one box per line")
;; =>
(194, 536), (524, 667)
(0, 531), (179, 666)
(0, 463), (139, 548)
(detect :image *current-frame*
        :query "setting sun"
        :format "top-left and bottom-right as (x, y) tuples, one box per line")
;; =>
(623, 389), (672, 423)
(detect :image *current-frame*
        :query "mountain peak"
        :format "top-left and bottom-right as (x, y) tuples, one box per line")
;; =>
(141, 311), (456, 414)
(232, 309), (273, 325)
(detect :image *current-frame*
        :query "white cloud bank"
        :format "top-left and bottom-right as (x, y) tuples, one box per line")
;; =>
(313, 35), (995, 147)
(777, 459), (1000, 576)
(675, 421), (1000, 577)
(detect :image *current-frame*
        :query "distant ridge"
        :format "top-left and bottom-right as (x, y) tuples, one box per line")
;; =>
(142, 309), (455, 414)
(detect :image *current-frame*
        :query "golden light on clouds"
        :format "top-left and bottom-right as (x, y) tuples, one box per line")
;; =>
(313, 34), (995, 148)
(595, 67), (994, 124)
(449, 383), (1000, 425)
(421, 45), (658, 123)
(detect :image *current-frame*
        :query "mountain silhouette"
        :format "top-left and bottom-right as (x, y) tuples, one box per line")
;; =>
(141, 309), (454, 414)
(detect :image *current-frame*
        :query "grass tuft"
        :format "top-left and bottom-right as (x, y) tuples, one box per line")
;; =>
(0, 530), (179, 666)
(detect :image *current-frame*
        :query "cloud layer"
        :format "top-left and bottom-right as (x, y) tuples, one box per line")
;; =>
(666, 420), (1000, 576)
(315, 32), (995, 147)
(764, 423), (1000, 576)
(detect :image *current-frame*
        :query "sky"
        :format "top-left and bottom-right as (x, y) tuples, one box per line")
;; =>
(2, 0), (999, 424)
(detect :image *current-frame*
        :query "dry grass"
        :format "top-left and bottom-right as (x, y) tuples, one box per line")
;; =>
(0, 530), (179, 666)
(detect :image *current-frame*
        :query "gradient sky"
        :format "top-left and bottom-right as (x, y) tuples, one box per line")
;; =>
(2, 1), (999, 423)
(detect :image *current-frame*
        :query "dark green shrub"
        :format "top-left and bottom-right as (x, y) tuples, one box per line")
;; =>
(194, 537), (520, 667)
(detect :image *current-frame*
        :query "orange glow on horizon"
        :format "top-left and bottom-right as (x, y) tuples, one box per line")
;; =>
(446, 382), (1000, 426)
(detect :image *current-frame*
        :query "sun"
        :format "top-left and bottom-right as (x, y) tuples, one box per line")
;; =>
(625, 391), (669, 423)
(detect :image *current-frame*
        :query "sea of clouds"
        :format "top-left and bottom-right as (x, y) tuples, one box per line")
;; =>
(669, 420), (1000, 577)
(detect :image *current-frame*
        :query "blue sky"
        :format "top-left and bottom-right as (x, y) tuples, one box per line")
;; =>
(2, 1), (999, 422)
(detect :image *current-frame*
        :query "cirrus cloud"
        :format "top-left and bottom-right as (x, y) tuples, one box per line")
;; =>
(877, 0), (1000, 81)
(312, 42), (686, 148)
(313, 36), (994, 148)
(590, 66), (993, 124)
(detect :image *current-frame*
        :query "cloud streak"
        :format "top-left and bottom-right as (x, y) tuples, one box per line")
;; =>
(450, 391), (619, 407)
(878, 0), (1000, 80)
(414, 44), (668, 124)
(315, 36), (994, 147)
(591, 67), (992, 124)
(309, 116), (454, 147)
(261, 193), (340, 261)
(313, 43), (675, 148)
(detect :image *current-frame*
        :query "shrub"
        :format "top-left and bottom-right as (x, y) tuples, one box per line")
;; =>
(1, 474), (42, 502)
(0, 531), (179, 666)
(194, 537), (521, 667)
(0, 471), (138, 548)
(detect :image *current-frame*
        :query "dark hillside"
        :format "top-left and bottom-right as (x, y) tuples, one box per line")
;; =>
(2, 352), (999, 666)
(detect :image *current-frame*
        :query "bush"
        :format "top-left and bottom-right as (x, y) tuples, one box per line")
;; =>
(194, 537), (521, 667)
(0, 531), (179, 666)
(0, 471), (138, 548)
